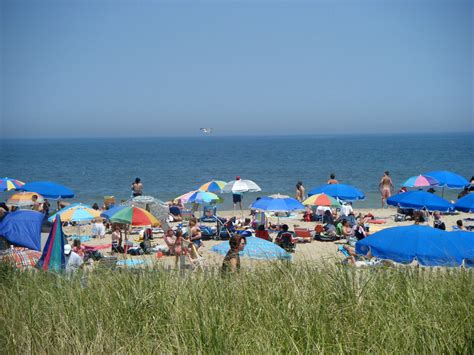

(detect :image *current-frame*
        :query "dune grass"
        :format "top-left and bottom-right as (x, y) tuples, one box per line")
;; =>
(0, 262), (472, 353)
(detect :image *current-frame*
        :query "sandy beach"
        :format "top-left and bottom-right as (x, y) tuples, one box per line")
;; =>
(57, 206), (472, 270)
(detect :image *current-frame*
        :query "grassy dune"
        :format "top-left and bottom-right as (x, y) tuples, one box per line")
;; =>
(1, 263), (473, 353)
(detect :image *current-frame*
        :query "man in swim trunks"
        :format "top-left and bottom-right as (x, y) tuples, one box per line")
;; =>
(232, 176), (243, 212)
(379, 171), (394, 208)
(327, 174), (339, 184)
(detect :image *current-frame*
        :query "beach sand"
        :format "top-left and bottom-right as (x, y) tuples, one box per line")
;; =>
(56, 207), (472, 270)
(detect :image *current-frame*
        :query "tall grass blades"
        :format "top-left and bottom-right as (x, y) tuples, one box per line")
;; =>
(0, 264), (472, 353)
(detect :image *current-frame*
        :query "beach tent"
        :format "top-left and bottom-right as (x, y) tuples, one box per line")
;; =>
(387, 190), (453, 212)
(308, 184), (365, 201)
(455, 193), (474, 213)
(211, 236), (292, 260)
(355, 225), (474, 267)
(36, 215), (66, 271)
(21, 181), (74, 199)
(0, 210), (43, 251)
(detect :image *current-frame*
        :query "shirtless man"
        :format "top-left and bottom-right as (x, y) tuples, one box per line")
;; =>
(379, 171), (394, 208)
(327, 174), (339, 185)
(131, 177), (143, 197)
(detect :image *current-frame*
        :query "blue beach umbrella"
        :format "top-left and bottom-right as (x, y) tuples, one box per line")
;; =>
(387, 190), (454, 212)
(355, 225), (474, 267)
(100, 205), (127, 220)
(21, 181), (74, 199)
(308, 184), (365, 201)
(455, 193), (474, 213)
(186, 190), (223, 204)
(251, 194), (305, 212)
(211, 236), (292, 260)
(425, 170), (469, 189)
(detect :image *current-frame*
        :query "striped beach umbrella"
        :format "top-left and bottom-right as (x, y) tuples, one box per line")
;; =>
(107, 206), (159, 226)
(36, 215), (66, 272)
(303, 193), (341, 207)
(198, 180), (227, 193)
(0, 177), (25, 191)
(48, 204), (101, 223)
(7, 192), (44, 207)
(187, 190), (222, 204)
(402, 175), (439, 188)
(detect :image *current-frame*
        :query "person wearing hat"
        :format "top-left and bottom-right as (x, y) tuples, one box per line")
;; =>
(64, 244), (83, 272)
(233, 176), (243, 212)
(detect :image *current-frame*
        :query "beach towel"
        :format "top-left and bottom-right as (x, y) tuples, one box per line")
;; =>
(70, 235), (92, 242)
(367, 220), (386, 224)
(83, 243), (112, 251)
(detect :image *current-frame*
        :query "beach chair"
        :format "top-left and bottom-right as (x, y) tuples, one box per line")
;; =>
(181, 209), (193, 222)
(254, 211), (267, 228)
(185, 241), (207, 271)
(294, 227), (313, 243)
(200, 205), (217, 222)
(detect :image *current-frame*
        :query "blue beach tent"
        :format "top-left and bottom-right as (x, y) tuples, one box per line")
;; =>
(0, 210), (44, 251)
(355, 225), (474, 267)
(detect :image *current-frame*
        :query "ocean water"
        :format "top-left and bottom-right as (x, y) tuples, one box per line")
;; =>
(1, 133), (473, 210)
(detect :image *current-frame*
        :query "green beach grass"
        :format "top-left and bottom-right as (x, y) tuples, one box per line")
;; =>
(1, 263), (472, 353)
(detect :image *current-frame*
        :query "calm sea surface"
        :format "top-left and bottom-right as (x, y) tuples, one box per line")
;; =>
(1, 133), (473, 209)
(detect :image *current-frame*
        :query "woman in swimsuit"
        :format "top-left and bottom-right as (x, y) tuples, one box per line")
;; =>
(222, 234), (246, 273)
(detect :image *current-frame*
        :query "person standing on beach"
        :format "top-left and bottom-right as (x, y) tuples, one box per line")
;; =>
(295, 181), (305, 202)
(131, 178), (143, 197)
(327, 174), (339, 184)
(379, 171), (394, 208)
(232, 176), (243, 212)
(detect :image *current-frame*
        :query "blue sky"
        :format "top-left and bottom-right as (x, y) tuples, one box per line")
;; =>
(1, 0), (472, 138)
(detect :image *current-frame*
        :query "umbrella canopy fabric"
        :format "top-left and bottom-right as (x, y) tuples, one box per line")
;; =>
(48, 204), (101, 223)
(188, 190), (222, 204)
(7, 192), (44, 207)
(198, 180), (227, 193)
(106, 206), (159, 226)
(0, 177), (25, 191)
(355, 225), (474, 267)
(211, 236), (292, 260)
(308, 184), (365, 201)
(387, 190), (453, 212)
(223, 179), (261, 194)
(251, 195), (305, 212)
(36, 215), (66, 271)
(425, 170), (469, 189)
(124, 195), (169, 221)
(455, 193), (474, 213)
(100, 205), (127, 220)
(0, 210), (43, 250)
(402, 175), (439, 188)
(303, 193), (341, 207)
(21, 181), (74, 199)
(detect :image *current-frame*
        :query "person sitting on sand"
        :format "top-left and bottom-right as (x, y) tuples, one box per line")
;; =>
(111, 225), (124, 253)
(188, 219), (203, 249)
(64, 244), (83, 273)
(275, 224), (297, 251)
(354, 219), (368, 241)
(221, 234), (246, 273)
(72, 239), (85, 258)
(433, 211), (446, 230)
(452, 220), (464, 231)
(255, 224), (271, 242)
(342, 220), (354, 243)
(174, 229), (186, 268)
(327, 174), (338, 185)
(92, 219), (106, 239)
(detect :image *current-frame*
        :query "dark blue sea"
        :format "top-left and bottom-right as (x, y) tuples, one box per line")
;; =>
(1, 133), (473, 209)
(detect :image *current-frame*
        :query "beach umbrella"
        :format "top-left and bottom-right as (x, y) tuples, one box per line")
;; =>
(125, 195), (169, 220)
(198, 180), (227, 193)
(36, 215), (66, 271)
(106, 206), (159, 226)
(223, 179), (261, 194)
(7, 192), (44, 207)
(455, 193), (474, 213)
(402, 174), (439, 188)
(21, 181), (74, 199)
(425, 171), (469, 189)
(308, 184), (365, 201)
(387, 190), (453, 212)
(211, 236), (292, 260)
(251, 194), (305, 212)
(0, 210), (43, 250)
(48, 204), (101, 223)
(100, 205), (127, 220)
(187, 190), (222, 204)
(0, 177), (25, 191)
(303, 193), (341, 207)
(355, 225), (474, 267)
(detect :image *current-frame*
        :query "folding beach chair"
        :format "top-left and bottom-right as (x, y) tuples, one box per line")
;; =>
(185, 241), (207, 271)
(294, 227), (313, 243)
